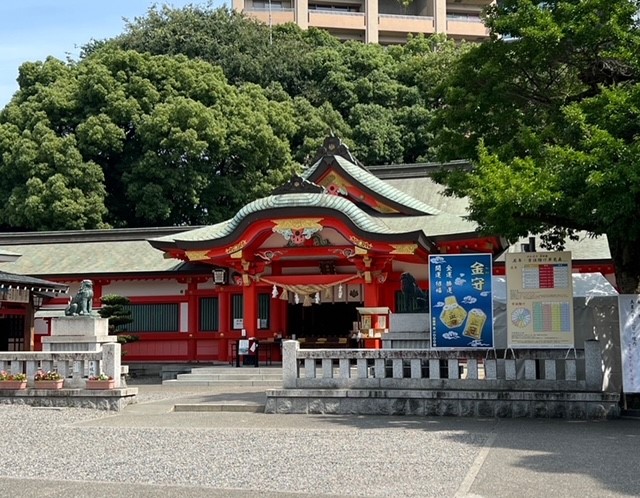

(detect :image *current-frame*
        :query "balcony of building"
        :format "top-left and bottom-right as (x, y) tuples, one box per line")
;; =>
(308, 11), (366, 30)
(377, 0), (435, 39)
(307, 1), (366, 31)
(378, 14), (435, 36)
(243, 0), (295, 25)
(446, 13), (489, 40)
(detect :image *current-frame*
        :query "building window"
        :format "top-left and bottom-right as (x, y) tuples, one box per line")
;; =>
(120, 304), (179, 332)
(309, 3), (360, 12)
(232, 294), (244, 329)
(258, 293), (270, 329)
(199, 297), (219, 332)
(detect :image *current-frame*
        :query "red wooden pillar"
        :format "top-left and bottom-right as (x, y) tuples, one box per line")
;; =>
(92, 279), (107, 310)
(363, 280), (380, 307)
(187, 281), (198, 361)
(218, 291), (230, 362)
(243, 281), (258, 337)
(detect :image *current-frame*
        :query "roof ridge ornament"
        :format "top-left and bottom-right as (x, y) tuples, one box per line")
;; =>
(311, 135), (366, 169)
(271, 175), (325, 195)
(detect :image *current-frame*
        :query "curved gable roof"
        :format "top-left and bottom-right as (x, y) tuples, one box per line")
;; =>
(149, 192), (407, 251)
(303, 155), (440, 216)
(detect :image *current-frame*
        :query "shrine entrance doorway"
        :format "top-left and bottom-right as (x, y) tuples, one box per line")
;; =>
(0, 314), (25, 351)
(287, 302), (359, 339)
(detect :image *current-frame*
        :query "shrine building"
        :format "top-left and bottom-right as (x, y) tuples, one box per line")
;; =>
(0, 137), (614, 363)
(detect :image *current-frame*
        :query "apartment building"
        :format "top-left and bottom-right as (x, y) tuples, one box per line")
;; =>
(232, 0), (494, 44)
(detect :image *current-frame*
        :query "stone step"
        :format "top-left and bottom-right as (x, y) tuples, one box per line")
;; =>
(175, 373), (282, 382)
(162, 379), (281, 387)
(189, 367), (281, 375)
(173, 403), (265, 413)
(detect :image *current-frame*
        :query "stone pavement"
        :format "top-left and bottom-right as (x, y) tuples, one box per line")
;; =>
(1, 379), (639, 497)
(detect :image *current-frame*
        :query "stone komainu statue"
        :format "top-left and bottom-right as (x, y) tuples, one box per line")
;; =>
(400, 272), (428, 312)
(64, 279), (94, 316)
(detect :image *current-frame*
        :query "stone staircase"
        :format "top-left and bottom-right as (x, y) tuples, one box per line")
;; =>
(162, 366), (282, 387)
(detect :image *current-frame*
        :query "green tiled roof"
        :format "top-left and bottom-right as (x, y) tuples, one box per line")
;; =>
(150, 193), (396, 246)
(0, 240), (192, 277)
(384, 177), (470, 216)
(376, 213), (478, 237)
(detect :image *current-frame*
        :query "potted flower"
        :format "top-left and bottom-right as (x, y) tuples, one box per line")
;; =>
(33, 369), (64, 389)
(86, 373), (115, 390)
(0, 370), (27, 390)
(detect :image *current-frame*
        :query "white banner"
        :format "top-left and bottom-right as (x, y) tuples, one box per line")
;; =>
(618, 295), (640, 393)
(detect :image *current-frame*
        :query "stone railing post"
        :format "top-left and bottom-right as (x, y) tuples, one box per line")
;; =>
(102, 342), (122, 388)
(282, 340), (299, 388)
(584, 339), (603, 391)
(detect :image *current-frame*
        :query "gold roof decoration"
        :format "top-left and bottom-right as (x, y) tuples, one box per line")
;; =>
(390, 244), (418, 255)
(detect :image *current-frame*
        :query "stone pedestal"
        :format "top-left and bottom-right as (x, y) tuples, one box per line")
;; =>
(42, 316), (119, 388)
(383, 313), (431, 349)
(42, 316), (116, 352)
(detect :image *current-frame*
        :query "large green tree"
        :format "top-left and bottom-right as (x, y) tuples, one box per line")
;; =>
(432, 0), (640, 293)
(103, 5), (468, 164)
(0, 47), (343, 229)
(0, 4), (471, 230)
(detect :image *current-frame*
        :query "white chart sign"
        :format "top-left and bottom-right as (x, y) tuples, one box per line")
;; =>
(506, 251), (574, 348)
(618, 295), (640, 393)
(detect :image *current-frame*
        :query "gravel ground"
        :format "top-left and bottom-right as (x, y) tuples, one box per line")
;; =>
(0, 395), (491, 498)
(3, 382), (637, 498)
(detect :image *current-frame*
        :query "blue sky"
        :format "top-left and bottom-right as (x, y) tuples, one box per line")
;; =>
(0, 0), (224, 108)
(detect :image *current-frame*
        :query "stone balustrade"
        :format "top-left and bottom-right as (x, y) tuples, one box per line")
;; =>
(266, 340), (620, 419)
(0, 344), (137, 410)
(282, 340), (603, 390)
(0, 343), (121, 388)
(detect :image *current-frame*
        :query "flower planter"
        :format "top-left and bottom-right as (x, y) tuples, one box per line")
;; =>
(85, 379), (115, 390)
(34, 379), (64, 389)
(0, 381), (27, 390)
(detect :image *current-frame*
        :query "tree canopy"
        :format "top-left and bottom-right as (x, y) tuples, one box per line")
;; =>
(0, 5), (469, 232)
(431, 0), (640, 292)
(0, 48), (335, 228)
(105, 5), (468, 163)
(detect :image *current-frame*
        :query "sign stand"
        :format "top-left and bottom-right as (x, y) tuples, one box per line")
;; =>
(503, 348), (516, 359)
(485, 349), (497, 360)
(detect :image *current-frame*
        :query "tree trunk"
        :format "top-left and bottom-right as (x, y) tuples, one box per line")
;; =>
(609, 236), (640, 294)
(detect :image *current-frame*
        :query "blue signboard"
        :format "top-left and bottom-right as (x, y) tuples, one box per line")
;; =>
(429, 254), (494, 349)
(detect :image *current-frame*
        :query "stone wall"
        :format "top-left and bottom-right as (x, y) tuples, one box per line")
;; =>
(0, 387), (138, 411)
